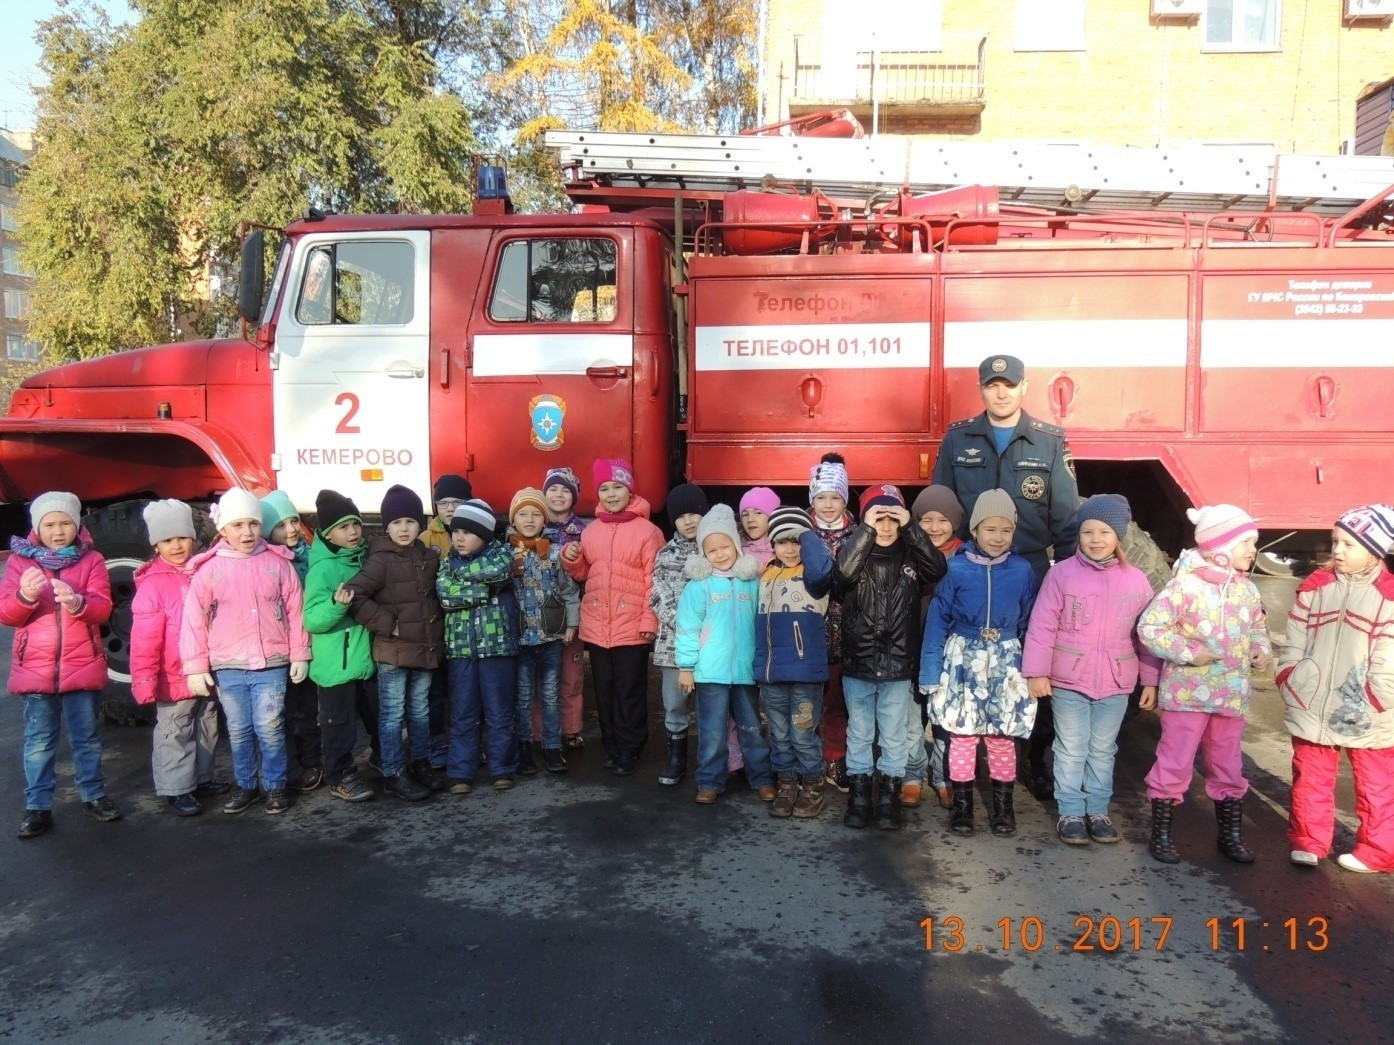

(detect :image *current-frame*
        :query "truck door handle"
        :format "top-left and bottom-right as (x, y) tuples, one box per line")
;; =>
(1050, 374), (1076, 421)
(586, 365), (628, 380)
(387, 365), (425, 379)
(1314, 374), (1336, 418)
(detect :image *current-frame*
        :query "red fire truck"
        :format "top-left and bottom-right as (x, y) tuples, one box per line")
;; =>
(2, 117), (1393, 686)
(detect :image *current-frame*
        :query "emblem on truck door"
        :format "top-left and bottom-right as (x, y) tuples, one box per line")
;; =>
(529, 394), (568, 451)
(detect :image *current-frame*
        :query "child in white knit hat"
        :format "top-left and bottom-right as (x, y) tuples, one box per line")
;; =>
(0, 491), (120, 838)
(131, 499), (226, 816)
(179, 487), (311, 816)
(1137, 503), (1269, 866)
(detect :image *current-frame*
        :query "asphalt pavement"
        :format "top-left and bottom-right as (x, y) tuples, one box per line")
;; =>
(1, 576), (1392, 1044)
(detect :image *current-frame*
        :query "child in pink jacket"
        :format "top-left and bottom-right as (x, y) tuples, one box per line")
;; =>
(1, 491), (118, 839)
(1023, 495), (1160, 848)
(180, 488), (310, 817)
(131, 499), (226, 817)
(562, 459), (664, 776)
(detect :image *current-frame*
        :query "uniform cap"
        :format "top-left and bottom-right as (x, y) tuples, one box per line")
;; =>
(978, 354), (1026, 387)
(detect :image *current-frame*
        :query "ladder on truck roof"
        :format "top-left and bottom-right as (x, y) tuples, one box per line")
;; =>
(545, 129), (1394, 220)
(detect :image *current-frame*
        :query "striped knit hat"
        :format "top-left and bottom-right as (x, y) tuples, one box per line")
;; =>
(450, 498), (496, 542)
(509, 487), (548, 524)
(768, 506), (813, 544)
(1336, 504), (1394, 559)
(1187, 504), (1258, 557)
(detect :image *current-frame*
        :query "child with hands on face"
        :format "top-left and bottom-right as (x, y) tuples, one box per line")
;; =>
(131, 499), (227, 817)
(808, 452), (860, 792)
(1137, 504), (1269, 865)
(649, 483), (708, 786)
(179, 488), (311, 817)
(1022, 495), (1160, 847)
(676, 505), (775, 805)
(920, 489), (1036, 838)
(1, 491), (119, 838)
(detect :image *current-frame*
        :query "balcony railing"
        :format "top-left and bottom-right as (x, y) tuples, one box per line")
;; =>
(791, 35), (987, 114)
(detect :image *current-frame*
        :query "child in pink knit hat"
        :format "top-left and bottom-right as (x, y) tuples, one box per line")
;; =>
(1137, 504), (1270, 866)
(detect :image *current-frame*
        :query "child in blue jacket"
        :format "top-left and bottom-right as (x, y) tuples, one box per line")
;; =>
(755, 506), (835, 819)
(676, 504), (775, 805)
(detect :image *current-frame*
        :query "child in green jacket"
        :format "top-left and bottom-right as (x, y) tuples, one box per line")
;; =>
(302, 490), (375, 802)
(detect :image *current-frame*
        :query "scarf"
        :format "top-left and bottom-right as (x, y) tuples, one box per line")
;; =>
(963, 543), (1009, 567)
(509, 533), (552, 574)
(10, 534), (83, 571)
(597, 509), (638, 524)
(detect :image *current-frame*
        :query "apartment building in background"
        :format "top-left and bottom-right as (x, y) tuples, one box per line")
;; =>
(1, 128), (39, 392)
(762, 0), (1394, 152)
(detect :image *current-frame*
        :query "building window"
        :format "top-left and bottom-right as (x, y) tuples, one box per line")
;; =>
(1015, 0), (1086, 52)
(5, 334), (39, 362)
(0, 203), (15, 232)
(2, 246), (33, 277)
(1204, 0), (1280, 51)
(3, 289), (29, 319)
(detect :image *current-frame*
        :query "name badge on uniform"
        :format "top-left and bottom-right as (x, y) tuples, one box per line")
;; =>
(954, 455), (985, 467)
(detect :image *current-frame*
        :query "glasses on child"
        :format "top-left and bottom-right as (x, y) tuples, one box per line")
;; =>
(436, 499), (464, 510)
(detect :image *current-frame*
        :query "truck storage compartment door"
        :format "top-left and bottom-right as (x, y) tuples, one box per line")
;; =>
(270, 230), (432, 513)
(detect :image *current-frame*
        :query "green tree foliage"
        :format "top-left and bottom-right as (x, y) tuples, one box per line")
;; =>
(20, 0), (478, 361)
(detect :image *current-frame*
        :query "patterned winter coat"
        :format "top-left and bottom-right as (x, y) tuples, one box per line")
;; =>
(0, 533), (112, 696)
(302, 536), (375, 688)
(180, 539), (311, 674)
(545, 514), (589, 546)
(812, 511), (859, 664)
(130, 556), (197, 704)
(1277, 562), (1394, 749)
(437, 542), (519, 659)
(675, 554), (761, 685)
(755, 530), (834, 684)
(1136, 548), (1270, 718)
(1022, 551), (1162, 701)
(345, 535), (444, 670)
(650, 534), (698, 668)
(511, 540), (580, 646)
(562, 496), (665, 648)
(920, 544), (1037, 686)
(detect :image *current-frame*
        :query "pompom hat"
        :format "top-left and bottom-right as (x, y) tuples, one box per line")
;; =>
(1336, 504), (1394, 560)
(1076, 494), (1131, 537)
(29, 491), (81, 532)
(969, 489), (1018, 531)
(143, 499), (196, 546)
(809, 454), (850, 505)
(211, 488), (262, 531)
(1188, 504), (1258, 556)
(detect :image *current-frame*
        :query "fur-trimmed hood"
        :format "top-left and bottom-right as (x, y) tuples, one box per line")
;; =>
(684, 553), (760, 581)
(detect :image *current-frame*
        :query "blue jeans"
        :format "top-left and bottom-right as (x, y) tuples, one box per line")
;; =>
(1051, 688), (1129, 817)
(695, 683), (772, 792)
(449, 656), (518, 781)
(215, 668), (288, 791)
(515, 643), (563, 748)
(21, 692), (105, 810)
(843, 676), (911, 777)
(905, 697), (929, 785)
(761, 682), (823, 780)
(377, 663), (431, 777)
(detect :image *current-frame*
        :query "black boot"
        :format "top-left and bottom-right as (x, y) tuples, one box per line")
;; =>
(990, 781), (1016, 836)
(517, 742), (539, 777)
(658, 733), (687, 786)
(843, 774), (874, 829)
(1215, 798), (1256, 864)
(875, 774), (903, 830)
(1149, 798), (1181, 864)
(949, 782), (974, 835)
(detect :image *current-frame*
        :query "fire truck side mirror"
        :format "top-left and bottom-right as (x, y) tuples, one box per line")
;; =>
(237, 229), (266, 324)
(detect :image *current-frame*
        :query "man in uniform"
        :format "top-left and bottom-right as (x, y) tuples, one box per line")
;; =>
(931, 354), (1079, 798)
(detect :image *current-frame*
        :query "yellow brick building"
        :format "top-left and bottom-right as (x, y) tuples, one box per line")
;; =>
(762, 0), (1393, 152)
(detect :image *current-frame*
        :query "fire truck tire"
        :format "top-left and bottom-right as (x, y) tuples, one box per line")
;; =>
(83, 499), (215, 723)
(1121, 521), (1172, 594)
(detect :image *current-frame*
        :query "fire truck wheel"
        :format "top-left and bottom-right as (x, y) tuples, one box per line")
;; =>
(1121, 521), (1172, 594)
(83, 499), (215, 721)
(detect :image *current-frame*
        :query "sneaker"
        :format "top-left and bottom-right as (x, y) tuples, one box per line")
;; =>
(193, 779), (232, 797)
(409, 758), (444, 792)
(290, 767), (323, 792)
(330, 777), (375, 803)
(901, 782), (923, 807)
(223, 786), (260, 815)
(694, 789), (719, 804)
(1290, 849), (1320, 867)
(167, 793), (202, 817)
(492, 776), (515, 791)
(563, 733), (585, 750)
(1337, 853), (1377, 873)
(264, 789), (291, 815)
(384, 770), (430, 802)
(447, 778), (474, 795)
(825, 757), (850, 793)
(17, 809), (53, 839)
(1057, 815), (1090, 846)
(1086, 814), (1120, 844)
(541, 748), (568, 773)
(82, 797), (123, 823)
